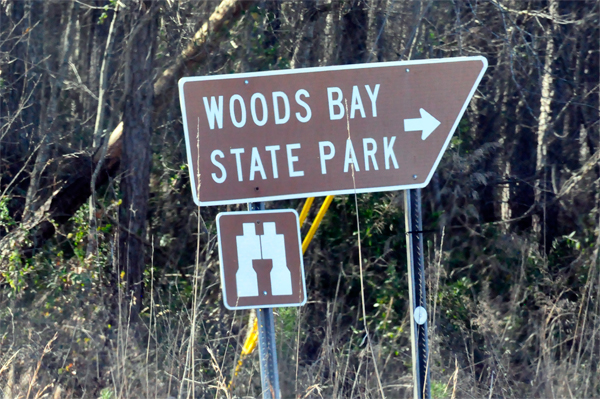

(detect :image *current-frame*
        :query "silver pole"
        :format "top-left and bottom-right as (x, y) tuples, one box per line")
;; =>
(249, 202), (281, 399)
(256, 307), (281, 399)
(404, 189), (431, 399)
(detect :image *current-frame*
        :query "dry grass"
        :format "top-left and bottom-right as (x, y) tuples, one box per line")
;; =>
(1, 199), (599, 399)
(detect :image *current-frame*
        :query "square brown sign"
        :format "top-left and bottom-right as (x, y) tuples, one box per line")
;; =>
(216, 209), (306, 310)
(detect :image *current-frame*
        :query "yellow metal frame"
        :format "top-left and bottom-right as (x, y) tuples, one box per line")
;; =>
(298, 197), (314, 227)
(301, 195), (333, 254)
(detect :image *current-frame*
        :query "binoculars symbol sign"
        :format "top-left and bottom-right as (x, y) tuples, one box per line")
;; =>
(235, 222), (292, 297)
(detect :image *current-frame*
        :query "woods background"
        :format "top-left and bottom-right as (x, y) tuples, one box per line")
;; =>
(0, 0), (598, 398)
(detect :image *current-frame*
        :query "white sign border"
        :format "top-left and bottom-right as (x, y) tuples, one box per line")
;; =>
(216, 209), (307, 310)
(179, 56), (488, 206)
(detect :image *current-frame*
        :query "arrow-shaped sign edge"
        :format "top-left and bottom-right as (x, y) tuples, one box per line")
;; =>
(419, 56), (488, 189)
(179, 56), (488, 206)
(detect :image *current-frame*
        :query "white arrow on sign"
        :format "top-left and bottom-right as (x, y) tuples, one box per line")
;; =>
(404, 108), (441, 140)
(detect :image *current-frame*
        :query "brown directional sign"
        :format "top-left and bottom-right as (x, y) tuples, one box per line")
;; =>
(216, 209), (306, 310)
(179, 56), (487, 206)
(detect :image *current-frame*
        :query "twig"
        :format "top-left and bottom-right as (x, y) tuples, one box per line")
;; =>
(0, 349), (21, 377)
(488, 371), (495, 399)
(345, 99), (386, 399)
(26, 333), (58, 399)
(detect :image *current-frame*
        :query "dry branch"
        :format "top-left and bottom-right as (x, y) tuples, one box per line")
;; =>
(0, 0), (251, 260)
(153, 0), (252, 107)
(557, 149), (600, 199)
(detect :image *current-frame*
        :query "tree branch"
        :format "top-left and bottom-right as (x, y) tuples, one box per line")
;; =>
(1, 0), (249, 260)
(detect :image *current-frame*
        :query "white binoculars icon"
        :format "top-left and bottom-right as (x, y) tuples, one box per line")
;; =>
(235, 222), (293, 297)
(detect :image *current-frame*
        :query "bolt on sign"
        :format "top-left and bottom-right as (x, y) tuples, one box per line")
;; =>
(216, 209), (306, 310)
(179, 56), (487, 206)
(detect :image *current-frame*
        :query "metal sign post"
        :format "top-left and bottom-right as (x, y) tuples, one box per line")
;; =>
(256, 307), (280, 399)
(179, 55), (486, 399)
(249, 202), (281, 399)
(404, 189), (431, 399)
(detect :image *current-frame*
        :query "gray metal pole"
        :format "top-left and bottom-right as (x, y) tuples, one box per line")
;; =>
(249, 202), (281, 399)
(404, 189), (431, 399)
(256, 307), (281, 399)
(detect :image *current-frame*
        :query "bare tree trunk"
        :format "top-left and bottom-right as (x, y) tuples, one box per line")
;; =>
(491, 47), (515, 228)
(87, 1), (111, 109)
(118, 0), (158, 316)
(401, 0), (431, 60)
(366, 0), (388, 62)
(290, 0), (318, 69)
(87, 2), (120, 259)
(532, 0), (557, 251)
(22, 1), (79, 223)
(339, 0), (369, 64)
(320, 0), (340, 66)
(0, 0), (43, 205)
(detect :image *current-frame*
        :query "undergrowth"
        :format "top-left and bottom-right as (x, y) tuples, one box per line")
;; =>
(1, 192), (599, 399)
